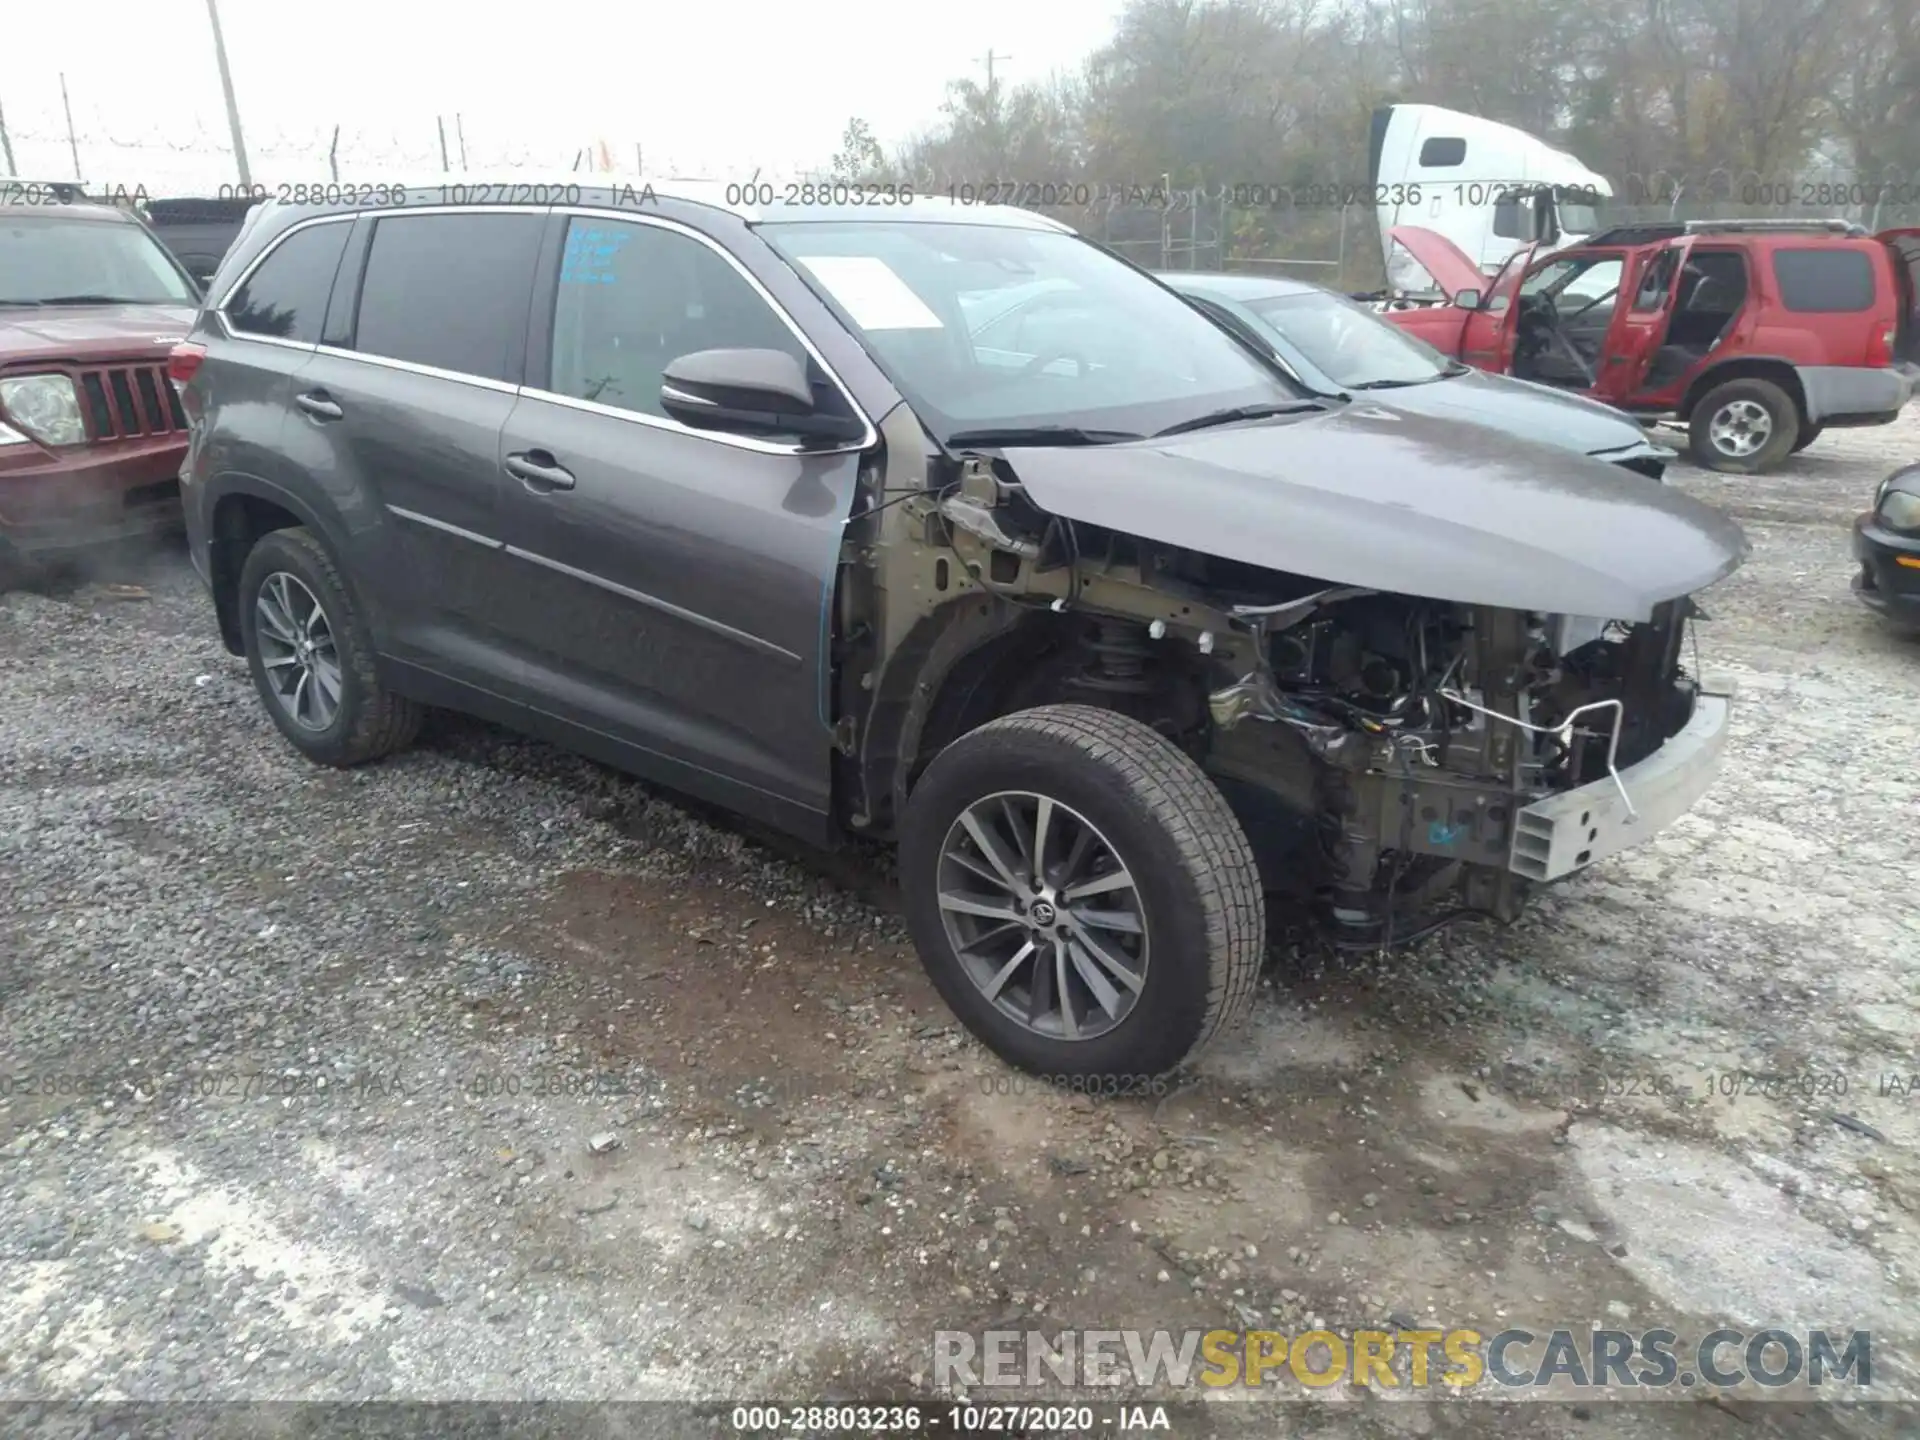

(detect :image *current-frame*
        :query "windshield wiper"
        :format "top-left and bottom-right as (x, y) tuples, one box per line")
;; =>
(1152, 400), (1321, 437)
(1346, 376), (1441, 391)
(33, 294), (146, 305)
(946, 425), (1144, 449)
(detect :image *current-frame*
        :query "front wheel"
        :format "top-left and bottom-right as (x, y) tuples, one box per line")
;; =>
(1688, 378), (1799, 473)
(898, 705), (1265, 1080)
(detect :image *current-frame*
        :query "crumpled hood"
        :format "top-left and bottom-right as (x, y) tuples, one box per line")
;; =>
(1002, 403), (1746, 620)
(1374, 370), (1670, 462)
(0, 303), (196, 365)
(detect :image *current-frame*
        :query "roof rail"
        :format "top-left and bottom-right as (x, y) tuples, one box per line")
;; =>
(1681, 218), (1866, 236)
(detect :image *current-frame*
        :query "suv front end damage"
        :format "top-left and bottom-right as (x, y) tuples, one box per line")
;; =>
(1205, 590), (1732, 941)
(837, 401), (1743, 948)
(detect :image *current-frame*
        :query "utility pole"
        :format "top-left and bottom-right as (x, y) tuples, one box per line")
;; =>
(437, 115), (450, 172)
(0, 93), (15, 174)
(327, 124), (340, 182)
(976, 49), (1012, 91)
(59, 74), (81, 180)
(455, 114), (467, 169)
(203, 0), (252, 188)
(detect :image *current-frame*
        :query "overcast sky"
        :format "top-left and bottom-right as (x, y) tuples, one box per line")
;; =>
(1, 0), (1122, 193)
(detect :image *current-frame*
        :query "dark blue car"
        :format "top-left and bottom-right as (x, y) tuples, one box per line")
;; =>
(1162, 270), (1676, 480)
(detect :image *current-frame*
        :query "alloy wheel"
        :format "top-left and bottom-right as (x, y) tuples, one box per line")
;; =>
(1708, 399), (1773, 458)
(254, 571), (342, 731)
(934, 790), (1149, 1041)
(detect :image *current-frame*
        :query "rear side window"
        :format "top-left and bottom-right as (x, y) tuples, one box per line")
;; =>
(350, 213), (544, 382)
(544, 216), (809, 422)
(224, 222), (350, 342)
(1419, 137), (1466, 167)
(1772, 249), (1875, 313)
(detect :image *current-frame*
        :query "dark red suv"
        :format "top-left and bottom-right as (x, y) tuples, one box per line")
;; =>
(1384, 219), (1920, 473)
(0, 185), (201, 577)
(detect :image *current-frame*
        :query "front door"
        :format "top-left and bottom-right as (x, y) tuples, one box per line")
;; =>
(494, 210), (869, 832)
(1459, 242), (1538, 371)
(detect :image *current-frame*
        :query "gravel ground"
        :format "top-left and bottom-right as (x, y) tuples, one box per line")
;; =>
(2, 414), (1918, 1439)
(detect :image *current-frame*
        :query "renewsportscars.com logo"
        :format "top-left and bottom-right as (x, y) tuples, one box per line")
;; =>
(932, 1327), (1873, 1394)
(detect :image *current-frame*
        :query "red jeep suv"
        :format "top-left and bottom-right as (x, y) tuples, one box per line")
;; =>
(1384, 219), (1920, 473)
(0, 185), (201, 579)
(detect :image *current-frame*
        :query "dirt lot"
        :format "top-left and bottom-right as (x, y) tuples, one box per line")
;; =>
(2, 415), (1918, 1438)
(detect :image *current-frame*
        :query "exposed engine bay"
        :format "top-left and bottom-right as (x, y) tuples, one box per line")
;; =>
(838, 432), (1713, 948)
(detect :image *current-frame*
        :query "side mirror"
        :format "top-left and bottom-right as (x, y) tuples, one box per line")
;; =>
(1454, 288), (1485, 311)
(660, 348), (864, 443)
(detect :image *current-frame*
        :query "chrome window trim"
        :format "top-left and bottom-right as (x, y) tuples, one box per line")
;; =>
(215, 202), (881, 456)
(314, 345), (520, 395)
(211, 211), (359, 342)
(525, 205), (878, 457)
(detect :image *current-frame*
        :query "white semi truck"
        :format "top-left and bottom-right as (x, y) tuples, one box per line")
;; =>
(1368, 103), (1613, 292)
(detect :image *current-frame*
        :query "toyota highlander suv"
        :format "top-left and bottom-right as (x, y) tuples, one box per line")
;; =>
(172, 184), (1747, 1080)
(0, 186), (201, 580)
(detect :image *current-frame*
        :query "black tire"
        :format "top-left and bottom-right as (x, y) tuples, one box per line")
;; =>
(1688, 377), (1799, 474)
(1791, 422), (1824, 454)
(237, 526), (421, 766)
(898, 704), (1265, 1079)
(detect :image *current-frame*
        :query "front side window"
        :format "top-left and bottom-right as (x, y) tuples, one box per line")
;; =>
(225, 221), (351, 342)
(546, 216), (810, 423)
(1245, 292), (1454, 388)
(1554, 188), (1603, 236)
(1, 216), (199, 307)
(1523, 253), (1623, 308)
(351, 213), (544, 382)
(759, 220), (1299, 441)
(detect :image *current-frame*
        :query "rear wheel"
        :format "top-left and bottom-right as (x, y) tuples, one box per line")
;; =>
(238, 526), (421, 766)
(1688, 377), (1799, 473)
(898, 705), (1265, 1079)
(1791, 422), (1825, 454)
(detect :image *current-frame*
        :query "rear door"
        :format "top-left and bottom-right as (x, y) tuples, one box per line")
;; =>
(289, 205), (545, 691)
(1459, 242), (1538, 371)
(1593, 239), (1692, 403)
(199, 214), (355, 528)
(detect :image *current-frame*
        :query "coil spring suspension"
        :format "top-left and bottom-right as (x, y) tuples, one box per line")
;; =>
(1074, 619), (1156, 695)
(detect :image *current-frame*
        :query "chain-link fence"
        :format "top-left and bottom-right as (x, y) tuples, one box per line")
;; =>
(1027, 166), (1920, 294)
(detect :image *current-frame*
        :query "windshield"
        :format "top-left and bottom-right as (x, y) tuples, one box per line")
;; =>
(0, 216), (198, 306)
(758, 220), (1299, 441)
(1245, 291), (1454, 387)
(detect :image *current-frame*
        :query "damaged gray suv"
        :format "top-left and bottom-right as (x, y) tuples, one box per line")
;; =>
(174, 184), (1747, 1079)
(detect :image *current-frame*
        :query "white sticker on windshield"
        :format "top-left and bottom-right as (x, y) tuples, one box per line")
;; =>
(798, 256), (945, 330)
